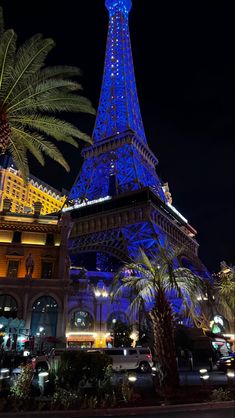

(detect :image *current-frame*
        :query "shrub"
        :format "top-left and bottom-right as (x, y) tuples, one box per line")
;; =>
(52, 387), (80, 409)
(10, 364), (34, 400)
(210, 387), (232, 402)
(58, 350), (112, 390)
(115, 373), (134, 403)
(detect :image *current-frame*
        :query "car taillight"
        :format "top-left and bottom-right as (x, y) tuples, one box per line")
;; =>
(147, 354), (152, 359)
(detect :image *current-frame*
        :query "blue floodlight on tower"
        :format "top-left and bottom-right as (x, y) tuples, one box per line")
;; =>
(69, 0), (166, 203)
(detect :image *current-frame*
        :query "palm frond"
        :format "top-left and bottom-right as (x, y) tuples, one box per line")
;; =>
(138, 248), (155, 275)
(3, 34), (55, 104)
(39, 65), (82, 80)
(8, 138), (28, 180)
(11, 126), (70, 172)
(7, 78), (83, 110)
(11, 129), (45, 166)
(0, 29), (16, 94)
(10, 93), (95, 114)
(10, 114), (92, 144)
(10, 66), (83, 103)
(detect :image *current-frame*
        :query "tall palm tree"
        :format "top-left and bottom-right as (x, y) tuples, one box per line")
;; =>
(112, 243), (203, 394)
(0, 7), (95, 179)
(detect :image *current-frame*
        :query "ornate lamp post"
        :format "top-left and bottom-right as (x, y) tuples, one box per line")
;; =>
(94, 281), (109, 333)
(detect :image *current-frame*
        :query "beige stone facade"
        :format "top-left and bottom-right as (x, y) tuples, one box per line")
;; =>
(0, 207), (70, 345)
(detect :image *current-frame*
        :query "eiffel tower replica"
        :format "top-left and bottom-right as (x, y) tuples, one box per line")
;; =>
(66, 0), (209, 278)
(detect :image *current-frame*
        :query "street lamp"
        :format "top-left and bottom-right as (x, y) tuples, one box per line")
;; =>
(94, 281), (109, 333)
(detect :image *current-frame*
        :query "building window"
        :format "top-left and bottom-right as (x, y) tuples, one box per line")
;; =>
(71, 311), (94, 331)
(0, 294), (18, 318)
(7, 260), (19, 278)
(31, 296), (58, 336)
(46, 233), (54, 246)
(41, 261), (53, 279)
(12, 231), (21, 243)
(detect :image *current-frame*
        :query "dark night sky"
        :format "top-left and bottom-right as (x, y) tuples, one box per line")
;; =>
(1, 0), (234, 272)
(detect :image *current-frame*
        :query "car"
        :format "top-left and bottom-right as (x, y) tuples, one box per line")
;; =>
(216, 353), (235, 372)
(101, 347), (153, 373)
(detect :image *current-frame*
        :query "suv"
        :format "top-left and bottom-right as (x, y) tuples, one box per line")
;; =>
(102, 347), (153, 373)
(32, 346), (153, 374)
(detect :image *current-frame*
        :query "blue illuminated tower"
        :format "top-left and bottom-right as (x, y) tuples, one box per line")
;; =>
(69, 0), (166, 202)
(68, 0), (209, 276)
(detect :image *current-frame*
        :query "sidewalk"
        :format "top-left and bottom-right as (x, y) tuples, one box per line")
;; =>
(0, 401), (234, 418)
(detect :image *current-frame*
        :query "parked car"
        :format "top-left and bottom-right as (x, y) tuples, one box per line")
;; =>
(216, 353), (235, 372)
(101, 347), (153, 373)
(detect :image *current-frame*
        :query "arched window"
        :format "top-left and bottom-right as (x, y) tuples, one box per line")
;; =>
(0, 294), (18, 319)
(107, 311), (128, 330)
(31, 296), (58, 336)
(71, 311), (93, 331)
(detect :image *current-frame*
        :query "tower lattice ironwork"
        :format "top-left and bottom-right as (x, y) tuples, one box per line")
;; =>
(69, 0), (166, 203)
(68, 0), (210, 277)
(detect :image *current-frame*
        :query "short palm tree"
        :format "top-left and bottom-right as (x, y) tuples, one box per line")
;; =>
(0, 7), (95, 179)
(112, 243), (203, 394)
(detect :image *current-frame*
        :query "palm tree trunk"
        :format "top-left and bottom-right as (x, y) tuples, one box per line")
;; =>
(149, 289), (179, 394)
(0, 117), (10, 154)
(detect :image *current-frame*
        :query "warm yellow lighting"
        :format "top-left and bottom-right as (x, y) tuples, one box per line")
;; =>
(0, 166), (66, 214)
(0, 238), (12, 243)
(222, 268), (231, 274)
(130, 332), (138, 341)
(21, 232), (46, 245)
(66, 332), (97, 337)
(0, 231), (13, 243)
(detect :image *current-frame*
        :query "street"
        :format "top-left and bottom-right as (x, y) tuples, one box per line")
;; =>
(0, 405), (234, 418)
(90, 409), (235, 418)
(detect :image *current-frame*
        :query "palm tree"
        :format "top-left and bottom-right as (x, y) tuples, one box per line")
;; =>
(201, 266), (235, 333)
(112, 243), (203, 394)
(0, 7), (95, 179)
(216, 266), (235, 317)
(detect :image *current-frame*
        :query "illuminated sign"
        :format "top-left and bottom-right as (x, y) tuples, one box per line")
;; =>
(62, 196), (111, 212)
(166, 202), (188, 223)
(210, 315), (225, 334)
